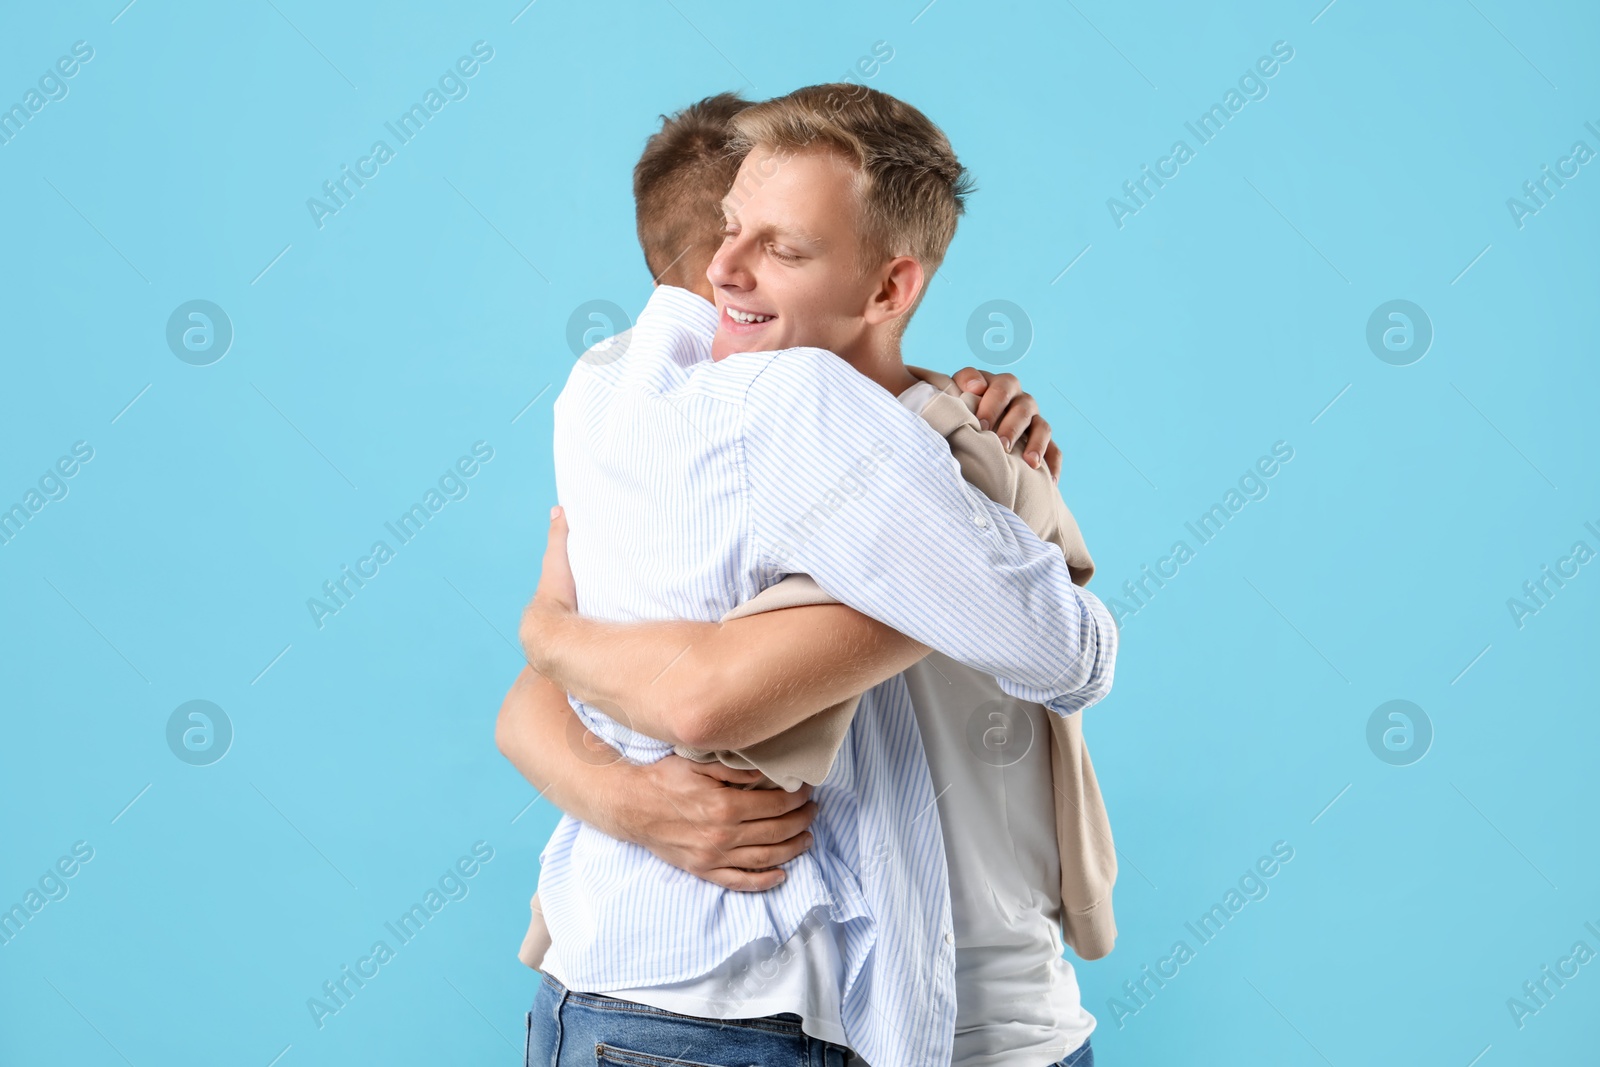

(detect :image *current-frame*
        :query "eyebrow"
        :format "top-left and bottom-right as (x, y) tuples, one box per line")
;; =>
(719, 200), (825, 248)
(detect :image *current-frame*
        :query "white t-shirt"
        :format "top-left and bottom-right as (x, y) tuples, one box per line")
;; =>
(902, 650), (1096, 1066)
(548, 380), (1092, 1065)
(896, 381), (1095, 1065)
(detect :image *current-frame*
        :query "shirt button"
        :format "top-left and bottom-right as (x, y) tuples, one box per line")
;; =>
(944, 931), (955, 945)
(971, 514), (988, 529)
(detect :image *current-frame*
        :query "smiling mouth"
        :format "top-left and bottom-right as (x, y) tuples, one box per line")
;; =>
(724, 307), (775, 326)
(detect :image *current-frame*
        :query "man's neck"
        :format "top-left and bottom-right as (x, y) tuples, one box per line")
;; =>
(836, 332), (918, 397)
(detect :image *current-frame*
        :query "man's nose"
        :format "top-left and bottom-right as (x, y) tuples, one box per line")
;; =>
(708, 237), (751, 291)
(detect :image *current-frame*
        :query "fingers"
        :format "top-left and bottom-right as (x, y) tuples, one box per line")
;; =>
(685, 759), (768, 786)
(645, 796), (818, 893)
(734, 802), (819, 846)
(693, 826), (816, 891)
(703, 866), (789, 892)
(695, 801), (816, 856)
(972, 372), (1021, 433)
(699, 783), (812, 829)
(951, 367), (991, 395)
(725, 784), (814, 822)
(1043, 440), (1063, 480)
(717, 833), (814, 871)
(994, 396), (1041, 455)
(1016, 415), (1052, 471)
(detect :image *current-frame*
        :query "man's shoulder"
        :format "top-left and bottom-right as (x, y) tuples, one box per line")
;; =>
(650, 346), (791, 412)
(711, 346), (909, 416)
(556, 295), (715, 406)
(700, 345), (818, 390)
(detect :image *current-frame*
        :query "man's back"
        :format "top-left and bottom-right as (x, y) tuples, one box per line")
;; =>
(541, 285), (953, 1066)
(554, 293), (759, 634)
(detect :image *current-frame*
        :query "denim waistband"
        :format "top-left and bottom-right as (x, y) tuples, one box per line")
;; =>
(529, 972), (853, 1067)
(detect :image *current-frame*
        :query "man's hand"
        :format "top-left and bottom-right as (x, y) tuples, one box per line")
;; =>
(497, 667), (818, 894)
(951, 367), (1061, 479)
(617, 755), (819, 892)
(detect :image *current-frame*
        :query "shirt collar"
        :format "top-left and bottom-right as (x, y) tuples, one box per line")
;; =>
(644, 285), (717, 337)
(635, 285), (717, 370)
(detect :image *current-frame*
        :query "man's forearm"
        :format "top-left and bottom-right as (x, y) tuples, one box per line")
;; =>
(520, 607), (719, 749)
(521, 600), (925, 751)
(494, 666), (641, 837)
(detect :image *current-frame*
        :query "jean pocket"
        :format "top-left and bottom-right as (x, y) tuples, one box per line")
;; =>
(595, 1043), (729, 1067)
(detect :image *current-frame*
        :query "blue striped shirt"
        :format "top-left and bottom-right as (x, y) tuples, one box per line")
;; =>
(538, 285), (1116, 1067)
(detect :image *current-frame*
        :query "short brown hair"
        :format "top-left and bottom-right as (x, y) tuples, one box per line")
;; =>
(727, 83), (973, 276)
(633, 92), (751, 282)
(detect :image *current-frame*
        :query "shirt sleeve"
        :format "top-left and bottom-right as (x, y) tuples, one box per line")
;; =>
(738, 348), (1116, 715)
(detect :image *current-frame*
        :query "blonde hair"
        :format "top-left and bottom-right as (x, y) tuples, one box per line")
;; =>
(727, 83), (973, 276)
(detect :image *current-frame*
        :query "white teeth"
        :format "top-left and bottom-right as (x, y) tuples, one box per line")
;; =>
(728, 309), (773, 324)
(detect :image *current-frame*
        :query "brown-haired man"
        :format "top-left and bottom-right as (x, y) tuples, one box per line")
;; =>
(500, 86), (1114, 1067)
(630, 91), (752, 294)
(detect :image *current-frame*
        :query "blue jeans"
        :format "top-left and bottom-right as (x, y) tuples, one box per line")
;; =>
(526, 972), (855, 1067)
(1056, 1037), (1095, 1066)
(526, 972), (1095, 1067)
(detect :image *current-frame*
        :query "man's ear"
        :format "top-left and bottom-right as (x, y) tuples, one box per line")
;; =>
(863, 255), (924, 328)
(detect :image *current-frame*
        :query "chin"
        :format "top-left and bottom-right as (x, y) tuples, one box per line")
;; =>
(711, 330), (756, 362)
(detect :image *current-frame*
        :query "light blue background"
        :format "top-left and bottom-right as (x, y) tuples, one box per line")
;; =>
(2, 1), (1596, 1064)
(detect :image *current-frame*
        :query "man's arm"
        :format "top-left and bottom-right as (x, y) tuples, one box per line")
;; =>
(519, 511), (926, 751)
(494, 666), (820, 890)
(740, 347), (1116, 715)
(520, 373), (1074, 754)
